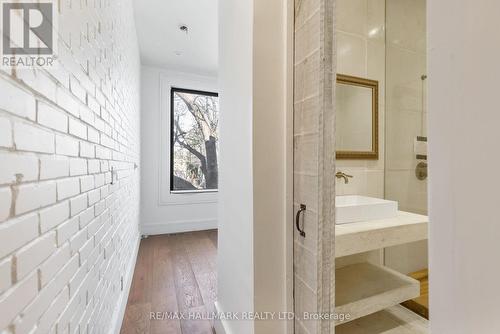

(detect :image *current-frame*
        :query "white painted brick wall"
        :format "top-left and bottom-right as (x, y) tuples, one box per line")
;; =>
(40, 156), (70, 180)
(69, 158), (87, 176)
(69, 194), (87, 217)
(0, 273), (38, 330)
(79, 207), (95, 228)
(87, 189), (100, 207)
(55, 134), (79, 157)
(14, 256), (79, 334)
(88, 159), (100, 174)
(0, 80), (37, 121)
(69, 229), (87, 256)
(68, 118), (87, 140)
(80, 175), (94, 193)
(0, 214), (38, 258)
(34, 286), (69, 334)
(0, 188), (11, 222)
(56, 217), (78, 247)
(0, 118), (12, 148)
(37, 103), (68, 133)
(0, 0), (140, 333)
(0, 152), (39, 184)
(14, 122), (55, 154)
(16, 232), (57, 280)
(0, 259), (11, 294)
(56, 177), (80, 200)
(39, 201), (70, 233)
(80, 141), (95, 158)
(15, 182), (57, 215)
(87, 127), (99, 144)
(39, 244), (71, 288)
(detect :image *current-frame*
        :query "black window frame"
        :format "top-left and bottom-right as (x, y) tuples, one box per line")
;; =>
(170, 87), (219, 193)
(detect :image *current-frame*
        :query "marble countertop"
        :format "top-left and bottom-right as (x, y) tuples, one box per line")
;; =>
(336, 211), (428, 258)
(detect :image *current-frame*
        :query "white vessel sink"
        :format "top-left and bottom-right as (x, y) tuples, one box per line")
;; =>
(336, 195), (398, 224)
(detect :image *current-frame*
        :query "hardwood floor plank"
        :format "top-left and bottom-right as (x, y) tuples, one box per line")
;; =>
(170, 233), (213, 333)
(121, 303), (151, 334)
(183, 232), (217, 270)
(180, 232), (218, 316)
(171, 234), (205, 310)
(121, 231), (217, 334)
(127, 238), (154, 304)
(207, 230), (218, 249)
(150, 236), (182, 334)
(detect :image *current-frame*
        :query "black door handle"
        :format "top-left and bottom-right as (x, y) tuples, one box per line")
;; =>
(295, 204), (306, 238)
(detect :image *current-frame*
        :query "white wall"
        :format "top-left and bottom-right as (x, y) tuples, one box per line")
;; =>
(253, 0), (289, 332)
(216, 0), (254, 332)
(216, 0), (289, 333)
(428, 1), (500, 333)
(0, 1), (141, 333)
(140, 66), (218, 235)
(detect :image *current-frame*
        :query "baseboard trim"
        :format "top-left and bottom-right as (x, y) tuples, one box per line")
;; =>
(108, 234), (141, 334)
(141, 219), (217, 235)
(214, 301), (231, 334)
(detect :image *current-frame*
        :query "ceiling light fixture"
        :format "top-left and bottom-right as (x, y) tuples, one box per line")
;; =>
(179, 24), (189, 34)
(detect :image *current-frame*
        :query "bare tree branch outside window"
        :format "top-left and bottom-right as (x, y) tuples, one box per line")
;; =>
(170, 88), (219, 191)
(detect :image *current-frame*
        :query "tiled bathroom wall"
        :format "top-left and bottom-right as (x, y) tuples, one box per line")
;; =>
(335, 0), (386, 198)
(384, 0), (428, 274)
(385, 0), (427, 215)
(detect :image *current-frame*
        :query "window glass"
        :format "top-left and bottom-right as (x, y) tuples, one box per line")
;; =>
(171, 88), (219, 192)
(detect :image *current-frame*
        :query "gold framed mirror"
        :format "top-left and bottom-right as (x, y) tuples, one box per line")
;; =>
(336, 74), (379, 160)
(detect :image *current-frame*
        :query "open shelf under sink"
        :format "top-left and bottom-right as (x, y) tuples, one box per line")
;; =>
(335, 262), (420, 326)
(336, 305), (428, 334)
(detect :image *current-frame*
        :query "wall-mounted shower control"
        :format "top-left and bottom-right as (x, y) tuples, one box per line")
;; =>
(415, 161), (428, 180)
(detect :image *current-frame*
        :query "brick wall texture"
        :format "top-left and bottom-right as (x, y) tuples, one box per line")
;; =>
(0, 0), (141, 333)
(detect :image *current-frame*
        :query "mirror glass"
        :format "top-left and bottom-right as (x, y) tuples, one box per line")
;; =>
(335, 74), (378, 159)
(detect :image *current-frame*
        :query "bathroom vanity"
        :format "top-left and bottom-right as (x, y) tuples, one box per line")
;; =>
(336, 211), (427, 258)
(334, 197), (429, 333)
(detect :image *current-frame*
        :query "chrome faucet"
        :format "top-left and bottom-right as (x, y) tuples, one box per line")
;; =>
(336, 171), (353, 184)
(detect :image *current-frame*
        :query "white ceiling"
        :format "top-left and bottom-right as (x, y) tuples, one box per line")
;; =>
(133, 0), (218, 76)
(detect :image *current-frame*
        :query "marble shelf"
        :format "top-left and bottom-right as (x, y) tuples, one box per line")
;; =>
(335, 262), (420, 325)
(335, 211), (428, 258)
(336, 305), (428, 333)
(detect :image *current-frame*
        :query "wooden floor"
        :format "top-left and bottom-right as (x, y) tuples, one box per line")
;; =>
(120, 230), (218, 334)
(402, 269), (429, 319)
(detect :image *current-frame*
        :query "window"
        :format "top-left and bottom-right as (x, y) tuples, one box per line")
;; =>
(170, 87), (219, 192)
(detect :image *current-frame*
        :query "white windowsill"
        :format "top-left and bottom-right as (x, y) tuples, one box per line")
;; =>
(170, 189), (219, 194)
